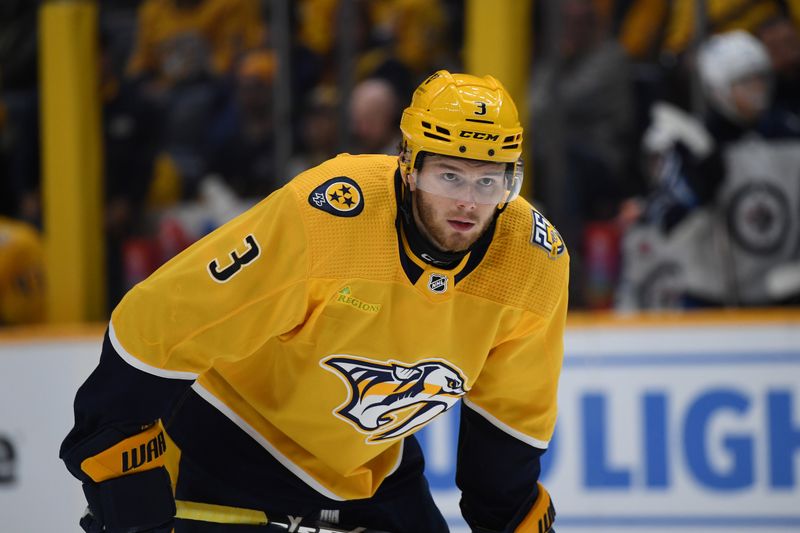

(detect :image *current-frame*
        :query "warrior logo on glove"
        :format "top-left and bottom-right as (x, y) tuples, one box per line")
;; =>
(322, 356), (468, 443)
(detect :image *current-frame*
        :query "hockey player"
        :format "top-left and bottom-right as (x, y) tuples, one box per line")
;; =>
(618, 30), (800, 309)
(61, 71), (568, 532)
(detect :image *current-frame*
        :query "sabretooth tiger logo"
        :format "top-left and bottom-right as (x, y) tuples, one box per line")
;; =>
(321, 356), (468, 443)
(121, 431), (167, 473)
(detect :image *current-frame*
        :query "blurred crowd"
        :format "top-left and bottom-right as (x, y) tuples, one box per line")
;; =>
(1, 0), (799, 325)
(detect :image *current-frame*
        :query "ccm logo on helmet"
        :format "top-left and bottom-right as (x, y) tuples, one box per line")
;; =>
(459, 130), (499, 141)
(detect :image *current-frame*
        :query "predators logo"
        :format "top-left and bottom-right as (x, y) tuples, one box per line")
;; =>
(321, 356), (468, 443)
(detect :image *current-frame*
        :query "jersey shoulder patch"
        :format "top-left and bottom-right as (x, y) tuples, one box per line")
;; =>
(291, 154), (396, 218)
(308, 176), (365, 217)
(285, 154), (400, 281)
(529, 208), (565, 259)
(457, 200), (568, 314)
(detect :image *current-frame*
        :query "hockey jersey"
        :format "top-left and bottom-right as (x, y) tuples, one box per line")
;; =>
(617, 138), (800, 308)
(68, 154), (569, 504)
(0, 217), (45, 325)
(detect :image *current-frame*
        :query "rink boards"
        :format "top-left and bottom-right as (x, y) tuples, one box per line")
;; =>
(1, 311), (799, 532)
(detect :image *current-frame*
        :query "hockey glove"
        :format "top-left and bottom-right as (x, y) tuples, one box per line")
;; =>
(467, 482), (555, 533)
(513, 483), (555, 533)
(80, 466), (175, 532)
(65, 424), (176, 532)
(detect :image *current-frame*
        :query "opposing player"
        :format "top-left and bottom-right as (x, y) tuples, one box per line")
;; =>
(61, 71), (568, 532)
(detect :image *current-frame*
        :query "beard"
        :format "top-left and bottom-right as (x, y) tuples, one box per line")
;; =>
(412, 192), (493, 253)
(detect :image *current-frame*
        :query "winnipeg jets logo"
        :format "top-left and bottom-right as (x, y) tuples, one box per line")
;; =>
(727, 182), (788, 253)
(321, 356), (468, 443)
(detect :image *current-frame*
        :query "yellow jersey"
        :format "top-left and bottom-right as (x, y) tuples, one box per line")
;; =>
(0, 217), (45, 325)
(102, 153), (568, 501)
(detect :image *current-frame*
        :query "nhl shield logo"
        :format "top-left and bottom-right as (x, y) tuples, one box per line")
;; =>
(308, 176), (364, 217)
(428, 273), (448, 294)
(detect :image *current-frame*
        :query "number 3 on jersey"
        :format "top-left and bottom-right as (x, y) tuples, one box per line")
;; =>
(207, 234), (261, 283)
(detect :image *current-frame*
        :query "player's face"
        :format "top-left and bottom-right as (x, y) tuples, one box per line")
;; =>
(731, 73), (771, 122)
(410, 155), (503, 253)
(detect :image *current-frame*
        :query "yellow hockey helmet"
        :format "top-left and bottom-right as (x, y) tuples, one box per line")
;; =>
(399, 70), (524, 204)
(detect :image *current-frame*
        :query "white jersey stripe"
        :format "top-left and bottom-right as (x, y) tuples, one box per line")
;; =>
(190, 382), (346, 501)
(462, 397), (550, 449)
(108, 320), (199, 380)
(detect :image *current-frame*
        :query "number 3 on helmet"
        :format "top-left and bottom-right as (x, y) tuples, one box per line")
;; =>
(399, 70), (525, 207)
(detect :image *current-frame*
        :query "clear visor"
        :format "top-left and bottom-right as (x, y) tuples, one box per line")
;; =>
(412, 159), (523, 206)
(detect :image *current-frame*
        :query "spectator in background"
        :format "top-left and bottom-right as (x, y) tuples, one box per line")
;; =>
(99, 0), (141, 82)
(755, 15), (800, 134)
(349, 77), (402, 155)
(375, 0), (453, 86)
(0, 216), (45, 325)
(126, 0), (265, 84)
(659, 0), (797, 59)
(0, 0), (41, 225)
(615, 0), (672, 63)
(288, 84), (340, 176)
(350, 0), (417, 102)
(294, 0), (448, 102)
(529, 0), (634, 307)
(618, 30), (800, 309)
(613, 0), (800, 129)
(615, 0), (798, 62)
(100, 29), (162, 309)
(126, 0), (266, 199)
(207, 49), (281, 199)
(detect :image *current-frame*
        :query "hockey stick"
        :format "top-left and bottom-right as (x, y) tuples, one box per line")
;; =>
(175, 499), (269, 525)
(175, 499), (390, 532)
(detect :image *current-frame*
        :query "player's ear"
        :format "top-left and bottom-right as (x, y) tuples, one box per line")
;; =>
(406, 169), (418, 192)
(398, 148), (418, 192)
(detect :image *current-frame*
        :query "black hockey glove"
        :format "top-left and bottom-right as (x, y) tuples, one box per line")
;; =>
(80, 466), (175, 532)
(466, 482), (556, 533)
(62, 423), (176, 533)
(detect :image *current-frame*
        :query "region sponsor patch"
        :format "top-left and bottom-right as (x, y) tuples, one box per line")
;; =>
(308, 176), (364, 217)
(334, 286), (382, 313)
(530, 209), (565, 258)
